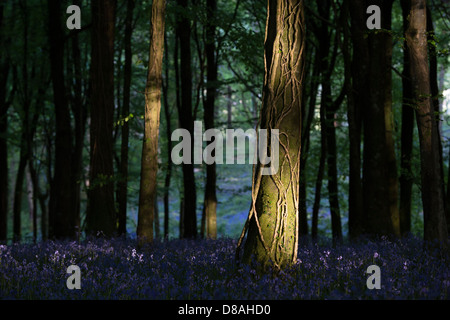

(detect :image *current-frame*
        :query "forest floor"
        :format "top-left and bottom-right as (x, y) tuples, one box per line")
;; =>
(0, 236), (448, 299)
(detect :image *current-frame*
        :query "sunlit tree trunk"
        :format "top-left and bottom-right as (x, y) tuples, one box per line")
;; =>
(137, 0), (166, 244)
(405, 0), (448, 248)
(237, 0), (305, 271)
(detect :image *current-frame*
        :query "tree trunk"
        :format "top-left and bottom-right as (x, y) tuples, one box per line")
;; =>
(203, 0), (218, 240)
(0, 3), (9, 241)
(399, 0), (414, 236)
(162, 35), (172, 240)
(137, 0), (166, 244)
(70, 0), (86, 241)
(426, 6), (449, 235)
(348, 0), (368, 238)
(176, 0), (197, 239)
(238, 0), (305, 270)
(48, 0), (78, 240)
(405, 0), (448, 248)
(118, 0), (135, 236)
(363, 0), (400, 237)
(312, 106), (327, 242)
(87, 0), (117, 237)
(316, 0), (342, 245)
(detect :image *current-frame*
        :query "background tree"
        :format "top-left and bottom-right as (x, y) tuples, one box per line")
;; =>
(87, 0), (117, 237)
(202, 0), (219, 240)
(405, 0), (448, 248)
(175, 0), (197, 239)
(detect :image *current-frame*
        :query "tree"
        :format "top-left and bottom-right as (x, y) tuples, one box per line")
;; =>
(175, 0), (197, 239)
(87, 0), (117, 237)
(405, 0), (448, 247)
(203, 0), (218, 240)
(117, 0), (135, 236)
(347, 0), (368, 239)
(137, 0), (167, 244)
(362, 0), (400, 237)
(237, 0), (305, 270)
(48, 0), (80, 240)
(0, 2), (13, 242)
(399, 0), (414, 236)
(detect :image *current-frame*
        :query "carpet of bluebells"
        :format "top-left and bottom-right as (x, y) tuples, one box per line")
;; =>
(0, 236), (449, 299)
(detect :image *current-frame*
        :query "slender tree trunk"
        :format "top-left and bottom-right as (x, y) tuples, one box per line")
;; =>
(174, 34), (185, 239)
(312, 106), (327, 242)
(399, 0), (414, 236)
(203, 0), (218, 240)
(176, 0), (197, 239)
(48, 0), (78, 240)
(348, 0), (368, 238)
(118, 0), (135, 236)
(13, 152), (27, 243)
(238, 0), (305, 270)
(226, 86), (233, 129)
(87, 0), (117, 237)
(405, 0), (448, 248)
(70, 0), (86, 240)
(317, 0), (342, 245)
(0, 3), (9, 241)
(426, 6), (449, 235)
(137, 0), (166, 244)
(162, 35), (172, 240)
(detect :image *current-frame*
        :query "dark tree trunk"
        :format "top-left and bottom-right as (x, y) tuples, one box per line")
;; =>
(70, 0), (87, 240)
(363, 0), (400, 237)
(426, 6), (449, 235)
(312, 105), (327, 242)
(317, 0), (342, 245)
(176, 0), (197, 239)
(0, 3), (9, 241)
(117, 0), (135, 236)
(348, 0), (368, 238)
(399, 0), (414, 236)
(48, 0), (78, 240)
(162, 35), (172, 240)
(203, 0), (218, 240)
(87, 0), (117, 237)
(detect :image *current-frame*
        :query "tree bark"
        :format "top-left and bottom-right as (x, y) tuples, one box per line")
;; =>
(162, 35), (172, 240)
(399, 0), (414, 236)
(203, 0), (218, 240)
(87, 0), (117, 237)
(348, 0), (368, 238)
(48, 0), (78, 240)
(0, 3), (9, 242)
(238, 0), (305, 270)
(405, 0), (448, 248)
(176, 0), (197, 239)
(363, 0), (400, 237)
(118, 0), (135, 236)
(137, 0), (166, 244)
